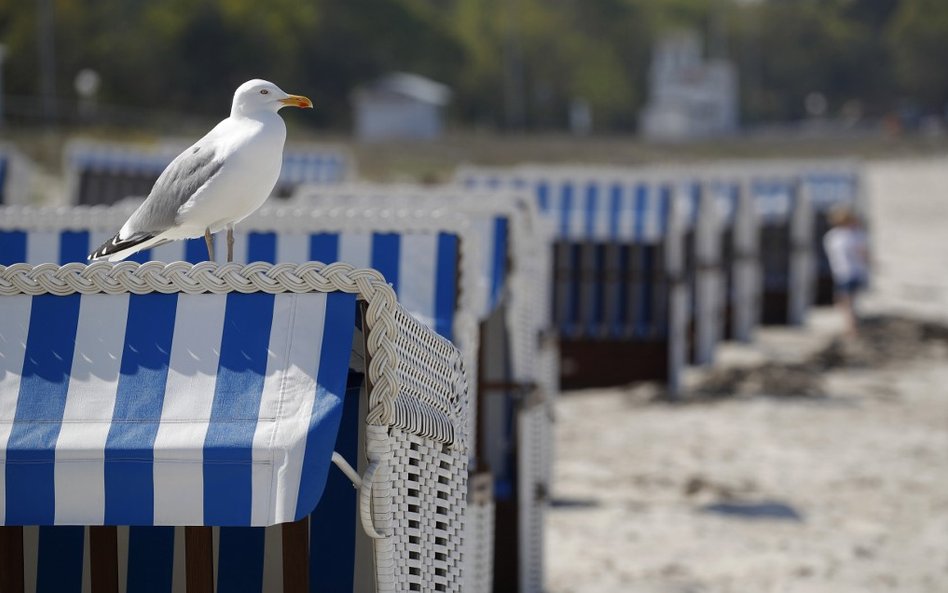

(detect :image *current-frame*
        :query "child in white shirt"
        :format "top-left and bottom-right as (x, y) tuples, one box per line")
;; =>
(823, 206), (869, 336)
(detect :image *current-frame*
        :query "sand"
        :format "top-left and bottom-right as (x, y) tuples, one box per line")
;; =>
(546, 157), (948, 593)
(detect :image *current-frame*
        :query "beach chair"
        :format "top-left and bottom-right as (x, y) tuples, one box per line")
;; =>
(751, 171), (813, 326)
(286, 183), (556, 593)
(0, 261), (469, 592)
(458, 165), (690, 396)
(0, 144), (36, 206)
(63, 139), (353, 206)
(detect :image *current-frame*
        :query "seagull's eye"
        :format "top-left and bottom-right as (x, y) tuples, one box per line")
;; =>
(260, 89), (269, 95)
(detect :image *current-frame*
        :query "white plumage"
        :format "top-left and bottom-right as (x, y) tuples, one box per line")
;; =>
(89, 79), (313, 262)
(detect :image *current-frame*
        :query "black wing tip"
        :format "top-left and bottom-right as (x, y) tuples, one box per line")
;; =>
(88, 233), (154, 261)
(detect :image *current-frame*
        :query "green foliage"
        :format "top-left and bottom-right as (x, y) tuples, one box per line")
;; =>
(0, 0), (945, 130)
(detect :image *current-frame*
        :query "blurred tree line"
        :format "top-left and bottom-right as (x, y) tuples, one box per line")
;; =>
(0, 0), (946, 131)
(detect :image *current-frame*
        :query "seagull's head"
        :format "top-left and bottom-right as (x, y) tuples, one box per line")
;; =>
(231, 79), (313, 117)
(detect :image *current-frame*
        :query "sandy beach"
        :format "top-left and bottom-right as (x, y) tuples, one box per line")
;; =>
(546, 158), (948, 593)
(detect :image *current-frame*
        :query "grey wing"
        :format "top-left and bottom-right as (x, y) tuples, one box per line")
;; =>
(121, 146), (225, 235)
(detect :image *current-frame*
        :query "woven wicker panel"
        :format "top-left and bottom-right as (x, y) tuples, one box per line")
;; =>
(380, 428), (467, 593)
(518, 403), (550, 593)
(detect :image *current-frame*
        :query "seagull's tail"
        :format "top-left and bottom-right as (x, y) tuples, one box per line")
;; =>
(88, 232), (167, 262)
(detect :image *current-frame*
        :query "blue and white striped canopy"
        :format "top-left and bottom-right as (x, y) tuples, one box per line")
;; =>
(0, 229), (458, 342)
(469, 215), (509, 316)
(67, 143), (349, 187)
(0, 289), (356, 527)
(465, 177), (673, 242)
(804, 172), (859, 210)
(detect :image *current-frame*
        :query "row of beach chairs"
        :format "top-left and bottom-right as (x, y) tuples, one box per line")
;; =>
(0, 151), (861, 593)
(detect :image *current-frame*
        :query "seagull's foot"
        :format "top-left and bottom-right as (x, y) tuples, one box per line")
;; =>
(204, 228), (215, 262)
(227, 226), (234, 263)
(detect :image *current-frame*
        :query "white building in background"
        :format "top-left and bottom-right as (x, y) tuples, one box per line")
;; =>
(353, 72), (451, 142)
(639, 31), (739, 141)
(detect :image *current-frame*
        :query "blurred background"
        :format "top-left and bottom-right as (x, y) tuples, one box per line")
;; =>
(1, 0), (948, 185)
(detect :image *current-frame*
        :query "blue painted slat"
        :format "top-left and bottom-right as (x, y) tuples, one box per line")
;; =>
(104, 293), (178, 525)
(0, 231), (27, 265)
(435, 233), (459, 341)
(248, 232), (277, 264)
(370, 234), (400, 292)
(203, 292), (274, 526)
(5, 294), (81, 524)
(126, 526), (175, 593)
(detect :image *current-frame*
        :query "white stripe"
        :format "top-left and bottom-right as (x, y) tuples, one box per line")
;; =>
(26, 230), (60, 265)
(55, 294), (130, 524)
(397, 235), (438, 330)
(256, 293), (328, 524)
(617, 185), (636, 240)
(151, 241), (186, 263)
(277, 233), (309, 263)
(643, 187), (660, 243)
(151, 293), (227, 525)
(593, 181), (612, 241)
(338, 233), (372, 269)
(0, 294), (32, 524)
(471, 217), (495, 319)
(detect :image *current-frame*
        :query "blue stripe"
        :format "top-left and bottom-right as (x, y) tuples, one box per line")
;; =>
(104, 293), (178, 525)
(584, 183), (598, 238)
(248, 232), (277, 263)
(489, 218), (508, 313)
(536, 182), (550, 212)
(36, 526), (84, 593)
(435, 233), (458, 341)
(127, 527), (175, 593)
(217, 527), (265, 593)
(203, 292), (274, 525)
(127, 248), (151, 264)
(59, 231), (89, 264)
(633, 185), (648, 242)
(185, 237), (208, 263)
(566, 244), (581, 335)
(308, 373), (362, 593)
(608, 184), (623, 240)
(309, 233), (339, 263)
(295, 293), (357, 519)
(5, 294), (81, 524)
(0, 230), (26, 264)
(614, 246), (629, 336)
(592, 245), (605, 329)
(370, 233), (400, 292)
(559, 183), (574, 238)
(636, 246), (654, 337)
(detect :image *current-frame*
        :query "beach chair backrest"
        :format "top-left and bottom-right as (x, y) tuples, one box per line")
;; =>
(63, 139), (353, 206)
(0, 145), (35, 206)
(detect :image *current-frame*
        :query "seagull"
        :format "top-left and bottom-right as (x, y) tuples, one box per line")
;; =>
(88, 79), (313, 262)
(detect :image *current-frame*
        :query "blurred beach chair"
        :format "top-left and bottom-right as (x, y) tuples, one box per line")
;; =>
(285, 184), (556, 593)
(457, 165), (690, 396)
(747, 168), (814, 326)
(63, 138), (353, 206)
(0, 143), (37, 206)
(0, 260), (468, 592)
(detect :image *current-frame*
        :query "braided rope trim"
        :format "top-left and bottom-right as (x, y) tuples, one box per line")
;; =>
(0, 261), (466, 446)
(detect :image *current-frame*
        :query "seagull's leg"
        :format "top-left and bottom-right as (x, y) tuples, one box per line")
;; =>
(226, 225), (235, 263)
(204, 228), (215, 262)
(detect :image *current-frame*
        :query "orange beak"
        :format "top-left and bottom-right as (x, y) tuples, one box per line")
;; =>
(279, 94), (314, 109)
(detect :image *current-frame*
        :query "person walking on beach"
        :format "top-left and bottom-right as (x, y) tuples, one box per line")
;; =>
(823, 205), (869, 336)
